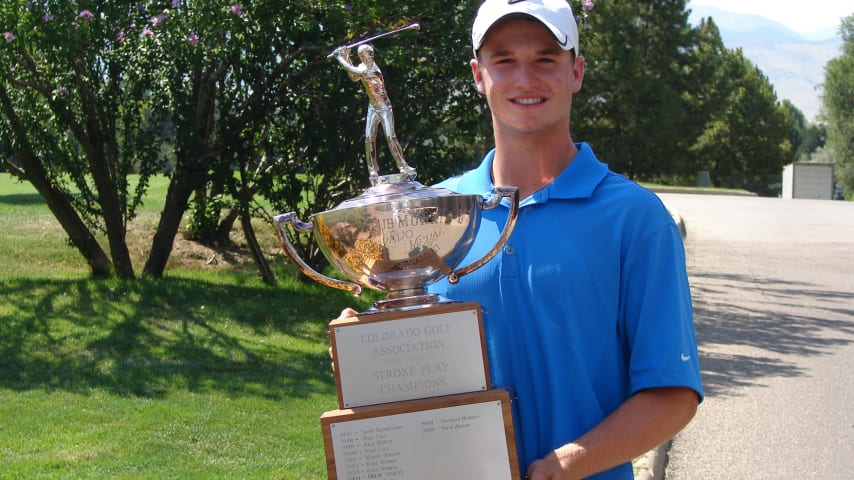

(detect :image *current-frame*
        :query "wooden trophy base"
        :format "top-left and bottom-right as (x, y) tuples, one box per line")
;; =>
(321, 389), (520, 480)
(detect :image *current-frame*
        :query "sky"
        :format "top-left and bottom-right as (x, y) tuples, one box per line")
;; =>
(688, 0), (852, 35)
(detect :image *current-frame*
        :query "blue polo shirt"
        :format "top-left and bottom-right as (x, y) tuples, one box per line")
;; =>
(428, 143), (703, 479)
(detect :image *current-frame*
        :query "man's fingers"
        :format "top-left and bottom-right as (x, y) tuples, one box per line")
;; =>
(329, 308), (359, 372)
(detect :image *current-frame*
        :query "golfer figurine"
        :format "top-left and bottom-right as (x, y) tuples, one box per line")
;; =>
(334, 44), (417, 185)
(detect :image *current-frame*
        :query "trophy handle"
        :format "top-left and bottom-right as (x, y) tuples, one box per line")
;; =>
(447, 186), (520, 284)
(273, 212), (363, 296)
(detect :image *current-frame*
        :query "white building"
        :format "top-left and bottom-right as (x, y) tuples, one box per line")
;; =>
(781, 163), (834, 200)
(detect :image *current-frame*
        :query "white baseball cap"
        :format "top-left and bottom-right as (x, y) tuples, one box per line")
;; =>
(472, 0), (579, 53)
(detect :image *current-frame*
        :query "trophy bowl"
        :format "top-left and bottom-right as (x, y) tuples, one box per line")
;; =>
(275, 180), (518, 311)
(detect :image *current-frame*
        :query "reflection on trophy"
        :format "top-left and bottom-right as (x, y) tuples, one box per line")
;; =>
(274, 23), (522, 480)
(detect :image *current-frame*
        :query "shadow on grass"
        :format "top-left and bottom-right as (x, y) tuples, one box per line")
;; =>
(0, 274), (376, 400)
(0, 193), (46, 205)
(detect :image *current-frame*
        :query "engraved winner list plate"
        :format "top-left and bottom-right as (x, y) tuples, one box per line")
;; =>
(330, 302), (489, 408)
(321, 389), (520, 480)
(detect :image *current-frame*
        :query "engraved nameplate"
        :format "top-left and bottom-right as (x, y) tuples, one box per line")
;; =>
(321, 390), (520, 480)
(330, 302), (489, 408)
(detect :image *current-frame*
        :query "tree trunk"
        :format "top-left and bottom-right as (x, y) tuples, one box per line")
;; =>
(0, 85), (112, 277)
(142, 174), (194, 278)
(11, 161), (113, 277)
(215, 208), (239, 245)
(89, 150), (135, 279)
(72, 62), (136, 279)
(143, 65), (222, 278)
(240, 209), (276, 285)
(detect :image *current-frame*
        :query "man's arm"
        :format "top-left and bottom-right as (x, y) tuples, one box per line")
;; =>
(527, 387), (699, 480)
(333, 48), (364, 81)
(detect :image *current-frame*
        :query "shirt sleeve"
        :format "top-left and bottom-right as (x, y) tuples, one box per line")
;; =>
(621, 217), (704, 402)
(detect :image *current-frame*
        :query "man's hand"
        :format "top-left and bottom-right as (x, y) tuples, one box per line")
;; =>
(526, 451), (570, 480)
(526, 387), (698, 479)
(334, 46), (351, 59)
(329, 307), (359, 372)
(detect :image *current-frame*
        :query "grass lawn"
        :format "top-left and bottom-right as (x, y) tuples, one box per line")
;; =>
(0, 174), (378, 478)
(1, 173), (663, 478)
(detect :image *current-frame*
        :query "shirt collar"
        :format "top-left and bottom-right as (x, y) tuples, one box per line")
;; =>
(456, 142), (608, 203)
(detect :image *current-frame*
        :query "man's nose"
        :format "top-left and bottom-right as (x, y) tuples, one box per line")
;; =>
(514, 63), (539, 88)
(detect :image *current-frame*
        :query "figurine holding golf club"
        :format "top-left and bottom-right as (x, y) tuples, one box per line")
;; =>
(330, 23), (420, 186)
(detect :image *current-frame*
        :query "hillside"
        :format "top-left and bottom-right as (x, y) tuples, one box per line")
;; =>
(688, 5), (843, 121)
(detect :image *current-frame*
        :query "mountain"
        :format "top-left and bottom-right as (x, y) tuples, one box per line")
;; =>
(688, 5), (842, 122)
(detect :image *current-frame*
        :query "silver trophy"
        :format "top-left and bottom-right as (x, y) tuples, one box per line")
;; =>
(274, 25), (519, 312)
(275, 181), (518, 310)
(281, 27), (524, 480)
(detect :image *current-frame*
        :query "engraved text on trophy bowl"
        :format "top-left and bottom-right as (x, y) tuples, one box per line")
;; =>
(312, 194), (480, 293)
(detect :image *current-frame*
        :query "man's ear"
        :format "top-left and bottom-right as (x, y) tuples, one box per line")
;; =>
(571, 55), (585, 94)
(470, 58), (486, 94)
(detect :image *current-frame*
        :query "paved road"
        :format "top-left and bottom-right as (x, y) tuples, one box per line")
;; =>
(657, 194), (854, 480)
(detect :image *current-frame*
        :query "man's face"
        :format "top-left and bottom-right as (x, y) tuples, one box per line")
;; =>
(359, 49), (375, 66)
(471, 17), (584, 137)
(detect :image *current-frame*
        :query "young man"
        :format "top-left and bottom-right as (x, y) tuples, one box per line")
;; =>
(332, 0), (703, 478)
(425, 1), (704, 478)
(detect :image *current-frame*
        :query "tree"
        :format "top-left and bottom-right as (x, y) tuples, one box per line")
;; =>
(783, 100), (826, 162)
(1, 2), (166, 278)
(675, 17), (729, 184)
(0, 1), (485, 281)
(137, 0), (352, 282)
(573, 0), (696, 181)
(257, 1), (485, 275)
(678, 17), (791, 193)
(821, 14), (854, 199)
(572, 4), (792, 193)
(691, 46), (791, 192)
